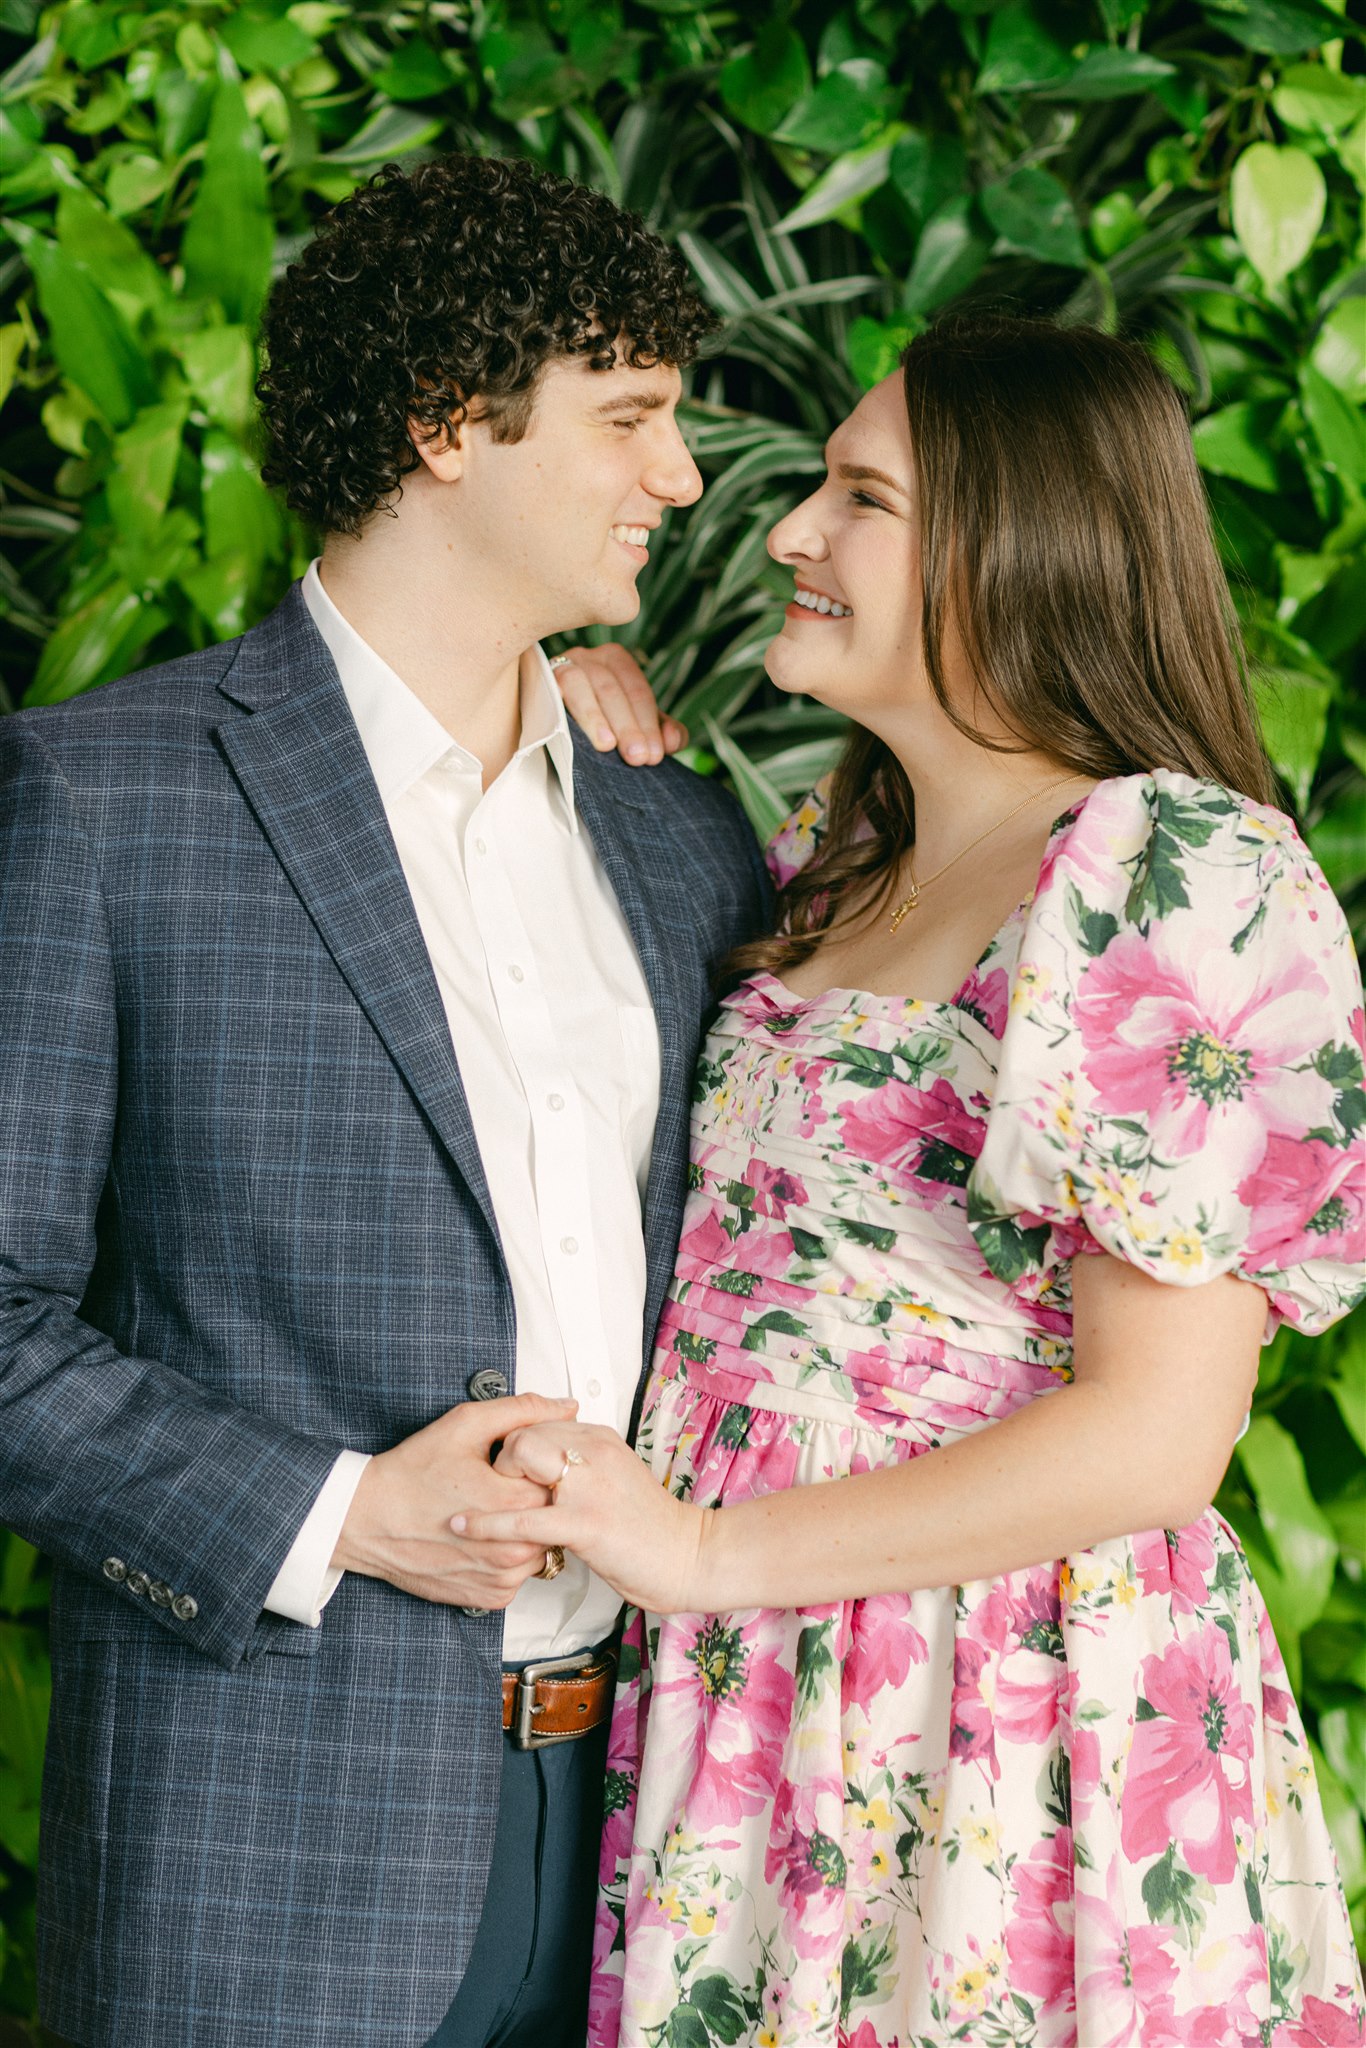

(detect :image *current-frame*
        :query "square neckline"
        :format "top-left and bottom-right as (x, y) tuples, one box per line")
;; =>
(742, 792), (1094, 1021)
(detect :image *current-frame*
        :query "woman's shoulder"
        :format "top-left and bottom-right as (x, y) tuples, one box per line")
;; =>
(1039, 767), (1343, 952)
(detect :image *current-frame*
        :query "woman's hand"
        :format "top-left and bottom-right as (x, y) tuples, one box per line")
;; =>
(551, 644), (688, 766)
(456, 1418), (711, 1614)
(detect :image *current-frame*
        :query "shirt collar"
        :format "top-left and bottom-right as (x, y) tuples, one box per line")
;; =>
(300, 560), (577, 826)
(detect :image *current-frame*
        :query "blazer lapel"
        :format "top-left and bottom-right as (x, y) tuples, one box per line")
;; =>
(214, 586), (502, 1251)
(569, 735), (699, 1378)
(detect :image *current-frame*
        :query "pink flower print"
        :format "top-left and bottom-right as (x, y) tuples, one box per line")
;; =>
(838, 1076), (983, 1196)
(1120, 1620), (1256, 1883)
(1132, 1521), (1217, 1615)
(1256, 1602), (1294, 1728)
(1077, 924), (1326, 1177)
(841, 1592), (930, 1712)
(652, 1616), (796, 1829)
(764, 1775), (847, 1955)
(1238, 1131), (1365, 1274)
(840, 2022), (882, 2048)
(741, 1157), (810, 1212)
(959, 962), (1010, 1036)
(1075, 1860), (1180, 2048)
(1273, 1994), (1366, 2046)
(995, 1570), (1066, 1747)
(1005, 1826), (1075, 2022)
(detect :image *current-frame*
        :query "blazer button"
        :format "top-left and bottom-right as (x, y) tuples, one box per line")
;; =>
(468, 1369), (509, 1402)
(148, 1581), (172, 1607)
(125, 1570), (149, 1597)
(102, 1558), (128, 1583)
(171, 1593), (199, 1622)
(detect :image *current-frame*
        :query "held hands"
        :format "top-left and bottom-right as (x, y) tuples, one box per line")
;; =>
(454, 1420), (712, 1617)
(550, 645), (685, 766)
(331, 1393), (579, 1609)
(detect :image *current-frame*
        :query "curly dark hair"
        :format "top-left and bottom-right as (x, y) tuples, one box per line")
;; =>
(256, 152), (718, 536)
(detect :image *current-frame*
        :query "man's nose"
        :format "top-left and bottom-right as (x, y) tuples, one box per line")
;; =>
(647, 428), (704, 509)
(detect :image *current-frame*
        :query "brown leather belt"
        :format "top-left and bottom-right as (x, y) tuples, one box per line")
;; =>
(501, 1648), (617, 1749)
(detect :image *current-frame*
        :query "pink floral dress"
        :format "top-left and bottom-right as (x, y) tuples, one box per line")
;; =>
(589, 771), (1366, 2048)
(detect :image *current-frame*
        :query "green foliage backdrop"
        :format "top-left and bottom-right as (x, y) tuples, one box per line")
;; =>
(0, 0), (1363, 2024)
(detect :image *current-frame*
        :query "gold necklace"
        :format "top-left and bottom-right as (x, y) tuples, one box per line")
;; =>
(888, 776), (1080, 934)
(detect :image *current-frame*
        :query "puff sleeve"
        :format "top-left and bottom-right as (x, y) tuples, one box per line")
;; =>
(966, 771), (1365, 1338)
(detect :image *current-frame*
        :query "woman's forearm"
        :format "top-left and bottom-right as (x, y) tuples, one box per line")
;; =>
(686, 1377), (1213, 1615)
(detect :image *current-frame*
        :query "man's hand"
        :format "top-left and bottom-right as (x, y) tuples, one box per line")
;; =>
(331, 1393), (578, 1608)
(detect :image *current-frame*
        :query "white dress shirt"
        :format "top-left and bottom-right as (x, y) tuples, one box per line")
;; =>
(263, 562), (660, 1658)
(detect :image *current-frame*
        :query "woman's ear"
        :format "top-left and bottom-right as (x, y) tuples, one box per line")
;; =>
(407, 415), (465, 482)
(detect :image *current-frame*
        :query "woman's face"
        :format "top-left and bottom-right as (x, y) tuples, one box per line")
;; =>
(764, 372), (930, 724)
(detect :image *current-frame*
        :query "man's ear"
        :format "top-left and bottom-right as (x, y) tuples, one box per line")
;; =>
(407, 415), (465, 483)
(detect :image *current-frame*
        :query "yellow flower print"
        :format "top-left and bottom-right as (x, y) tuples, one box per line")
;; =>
(963, 1814), (1000, 1863)
(1052, 1087), (1078, 1138)
(861, 1796), (894, 1832)
(1166, 1229), (1204, 1269)
(757, 2030), (781, 2048)
(1113, 1562), (1138, 1609)
(1011, 961), (1051, 1013)
(950, 1962), (991, 2014)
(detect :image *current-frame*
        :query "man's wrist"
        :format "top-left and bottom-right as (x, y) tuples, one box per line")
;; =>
(329, 1450), (385, 1577)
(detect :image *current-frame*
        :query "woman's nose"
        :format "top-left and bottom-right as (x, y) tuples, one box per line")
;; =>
(768, 491), (828, 565)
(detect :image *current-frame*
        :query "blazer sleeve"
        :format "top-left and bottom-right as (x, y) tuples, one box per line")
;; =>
(0, 719), (345, 1669)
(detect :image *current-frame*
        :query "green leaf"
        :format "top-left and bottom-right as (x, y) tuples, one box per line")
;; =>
(1308, 783), (1366, 898)
(0, 1621), (49, 1868)
(177, 325), (256, 434)
(0, 321), (23, 414)
(1274, 62), (1366, 137)
(889, 131), (967, 227)
(54, 182), (164, 315)
(1300, 364), (1366, 487)
(181, 81), (274, 324)
(220, 5), (319, 73)
(373, 38), (458, 102)
(703, 716), (789, 839)
(26, 578), (168, 706)
(691, 1972), (749, 2044)
(1312, 298), (1366, 402)
(3, 219), (155, 428)
(1044, 48), (1177, 99)
(775, 61), (892, 156)
(108, 400), (189, 547)
(1192, 401), (1286, 492)
(1236, 1415), (1337, 1635)
(774, 130), (902, 234)
(202, 429), (282, 577)
(1203, 0), (1350, 53)
(720, 22), (811, 136)
(980, 167), (1087, 268)
(847, 314), (919, 388)
(902, 195), (991, 314)
(667, 2007), (710, 2048)
(1253, 668), (1333, 808)
(323, 101), (444, 164)
(1230, 143), (1326, 290)
(976, 3), (1074, 94)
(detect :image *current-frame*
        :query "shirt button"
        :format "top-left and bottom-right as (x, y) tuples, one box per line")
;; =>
(560, 1236), (578, 1256)
(587, 1378), (603, 1399)
(508, 964), (524, 983)
(548, 1092), (565, 1112)
(475, 837), (487, 855)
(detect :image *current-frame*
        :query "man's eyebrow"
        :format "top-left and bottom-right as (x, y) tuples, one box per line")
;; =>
(590, 391), (672, 417)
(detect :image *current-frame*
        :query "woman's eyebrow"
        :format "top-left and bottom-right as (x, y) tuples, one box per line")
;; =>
(835, 461), (910, 499)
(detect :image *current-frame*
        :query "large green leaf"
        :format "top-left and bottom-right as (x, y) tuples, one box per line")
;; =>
(774, 130), (904, 234)
(980, 167), (1087, 268)
(1231, 143), (1327, 290)
(1300, 364), (1366, 487)
(0, 1621), (48, 1868)
(1253, 667), (1333, 807)
(4, 219), (155, 428)
(902, 195), (991, 313)
(1236, 1414), (1338, 1635)
(720, 23), (811, 137)
(976, 3), (1074, 94)
(180, 80), (274, 324)
(1192, 401), (1287, 492)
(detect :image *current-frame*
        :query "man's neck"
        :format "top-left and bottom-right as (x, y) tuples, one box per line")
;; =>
(318, 537), (526, 789)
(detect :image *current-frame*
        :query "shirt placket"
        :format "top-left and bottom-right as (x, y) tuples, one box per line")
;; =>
(463, 764), (616, 1424)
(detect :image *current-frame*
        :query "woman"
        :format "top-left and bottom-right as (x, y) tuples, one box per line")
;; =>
(456, 318), (1366, 2046)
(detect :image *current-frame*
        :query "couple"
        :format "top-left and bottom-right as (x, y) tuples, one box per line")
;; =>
(1, 148), (1361, 2048)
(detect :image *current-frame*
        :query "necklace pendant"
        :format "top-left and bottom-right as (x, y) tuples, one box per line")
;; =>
(889, 882), (919, 933)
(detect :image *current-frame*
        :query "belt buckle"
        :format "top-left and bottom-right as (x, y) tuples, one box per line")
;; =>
(512, 1649), (593, 1750)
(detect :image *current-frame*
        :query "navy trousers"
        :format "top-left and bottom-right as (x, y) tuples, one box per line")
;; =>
(427, 1714), (610, 2048)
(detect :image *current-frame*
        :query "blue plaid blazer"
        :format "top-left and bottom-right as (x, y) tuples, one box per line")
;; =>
(0, 583), (771, 2047)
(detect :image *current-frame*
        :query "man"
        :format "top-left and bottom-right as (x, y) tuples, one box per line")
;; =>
(0, 152), (769, 2047)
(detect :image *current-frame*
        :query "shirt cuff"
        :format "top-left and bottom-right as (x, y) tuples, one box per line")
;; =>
(262, 1449), (371, 1627)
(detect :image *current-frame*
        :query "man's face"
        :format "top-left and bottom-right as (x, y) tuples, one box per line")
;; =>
(438, 352), (703, 644)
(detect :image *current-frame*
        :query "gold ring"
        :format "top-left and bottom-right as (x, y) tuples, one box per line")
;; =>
(535, 1545), (565, 1581)
(548, 654), (573, 671)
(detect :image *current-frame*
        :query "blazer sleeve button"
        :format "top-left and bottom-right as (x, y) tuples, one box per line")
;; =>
(102, 1558), (128, 1583)
(468, 1369), (509, 1401)
(125, 1570), (149, 1597)
(171, 1594), (199, 1622)
(148, 1581), (172, 1607)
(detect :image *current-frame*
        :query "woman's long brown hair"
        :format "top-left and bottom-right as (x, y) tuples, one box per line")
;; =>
(734, 314), (1276, 982)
